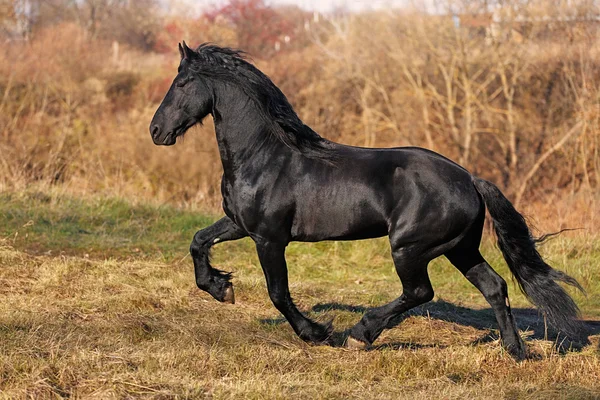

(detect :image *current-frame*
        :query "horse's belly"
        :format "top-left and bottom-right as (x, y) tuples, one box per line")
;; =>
(290, 202), (389, 242)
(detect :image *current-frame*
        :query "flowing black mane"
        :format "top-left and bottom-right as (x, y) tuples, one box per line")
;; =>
(190, 43), (333, 159)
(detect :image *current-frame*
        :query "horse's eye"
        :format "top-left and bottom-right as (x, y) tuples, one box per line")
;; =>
(176, 76), (194, 87)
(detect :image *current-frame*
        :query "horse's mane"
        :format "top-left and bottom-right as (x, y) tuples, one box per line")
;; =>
(189, 43), (334, 160)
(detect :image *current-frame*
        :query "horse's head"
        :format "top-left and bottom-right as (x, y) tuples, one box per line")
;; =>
(150, 42), (213, 146)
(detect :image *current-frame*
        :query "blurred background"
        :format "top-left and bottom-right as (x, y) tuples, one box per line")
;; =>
(0, 0), (598, 231)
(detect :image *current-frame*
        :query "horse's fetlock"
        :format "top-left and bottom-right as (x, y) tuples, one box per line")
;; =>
(298, 320), (332, 344)
(269, 291), (288, 308)
(195, 280), (208, 291)
(411, 285), (434, 303)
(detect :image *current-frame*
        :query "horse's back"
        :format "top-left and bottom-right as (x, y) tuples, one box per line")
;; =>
(287, 145), (482, 247)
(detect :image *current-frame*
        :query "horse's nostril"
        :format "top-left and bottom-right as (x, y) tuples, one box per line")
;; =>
(151, 125), (160, 137)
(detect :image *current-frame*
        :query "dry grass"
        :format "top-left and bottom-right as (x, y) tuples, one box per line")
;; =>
(1, 193), (599, 399)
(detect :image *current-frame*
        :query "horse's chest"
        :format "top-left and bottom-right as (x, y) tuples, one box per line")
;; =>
(221, 178), (266, 230)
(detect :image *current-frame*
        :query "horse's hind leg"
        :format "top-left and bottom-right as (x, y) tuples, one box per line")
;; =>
(445, 244), (526, 360)
(347, 247), (434, 348)
(190, 216), (247, 303)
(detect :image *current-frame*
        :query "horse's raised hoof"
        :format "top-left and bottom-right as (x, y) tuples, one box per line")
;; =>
(346, 336), (368, 350)
(222, 285), (235, 304)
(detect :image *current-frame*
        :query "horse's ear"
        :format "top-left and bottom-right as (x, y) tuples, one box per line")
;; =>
(178, 42), (184, 60)
(181, 40), (193, 60)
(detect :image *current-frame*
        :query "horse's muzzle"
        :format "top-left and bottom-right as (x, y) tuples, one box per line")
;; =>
(150, 125), (175, 146)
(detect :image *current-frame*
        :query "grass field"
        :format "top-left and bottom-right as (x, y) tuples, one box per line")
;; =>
(1, 191), (599, 399)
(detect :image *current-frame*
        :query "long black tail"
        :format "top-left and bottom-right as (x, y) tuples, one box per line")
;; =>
(473, 177), (584, 338)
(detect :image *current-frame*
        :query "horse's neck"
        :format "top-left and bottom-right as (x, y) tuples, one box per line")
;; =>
(212, 85), (290, 177)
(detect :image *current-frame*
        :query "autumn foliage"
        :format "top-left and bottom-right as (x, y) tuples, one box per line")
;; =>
(0, 0), (598, 231)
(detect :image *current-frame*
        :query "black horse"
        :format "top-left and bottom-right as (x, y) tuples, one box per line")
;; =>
(150, 42), (583, 359)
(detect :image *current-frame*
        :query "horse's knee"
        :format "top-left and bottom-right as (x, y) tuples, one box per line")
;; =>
(190, 230), (210, 254)
(189, 241), (201, 258)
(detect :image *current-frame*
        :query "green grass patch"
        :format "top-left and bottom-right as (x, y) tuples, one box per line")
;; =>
(0, 191), (216, 260)
(1, 191), (598, 317)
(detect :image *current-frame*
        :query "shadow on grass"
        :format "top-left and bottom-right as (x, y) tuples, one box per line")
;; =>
(261, 299), (600, 352)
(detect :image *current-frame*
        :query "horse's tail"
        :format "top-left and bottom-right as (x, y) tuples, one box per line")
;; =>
(472, 177), (584, 338)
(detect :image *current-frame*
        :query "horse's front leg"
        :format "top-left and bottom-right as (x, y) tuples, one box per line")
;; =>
(255, 240), (332, 344)
(190, 216), (247, 303)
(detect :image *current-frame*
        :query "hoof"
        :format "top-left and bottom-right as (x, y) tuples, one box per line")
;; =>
(300, 320), (334, 345)
(346, 336), (367, 350)
(222, 286), (235, 304)
(507, 344), (527, 361)
(504, 337), (527, 361)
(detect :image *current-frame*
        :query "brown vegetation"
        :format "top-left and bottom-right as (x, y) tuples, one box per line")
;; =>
(0, 0), (598, 231)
